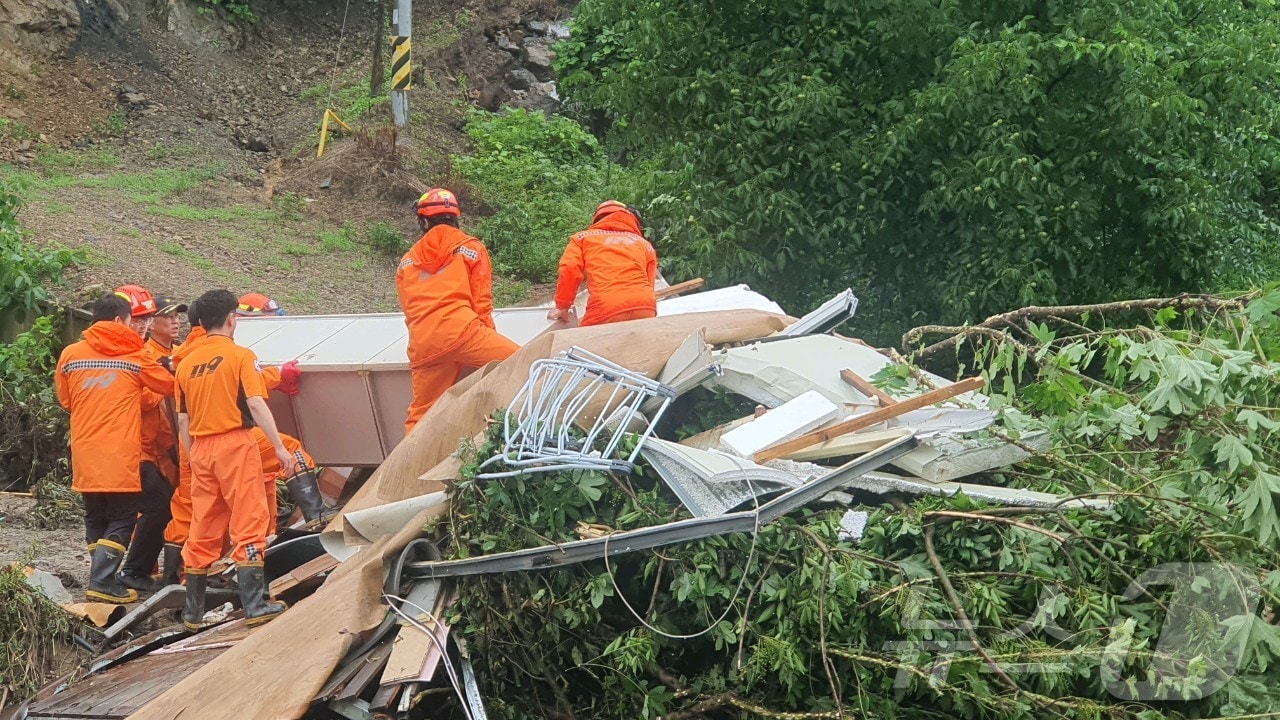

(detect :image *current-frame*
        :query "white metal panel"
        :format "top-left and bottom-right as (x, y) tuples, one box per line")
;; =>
(364, 336), (410, 371)
(496, 308), (567, 346)
(295, 316), (409, 372)
(656, 284), (786, 316)
(230, 317), (287, 348)
(242, 316), (355, 364)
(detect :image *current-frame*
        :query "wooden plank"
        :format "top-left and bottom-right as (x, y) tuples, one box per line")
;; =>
(29, 646), (228, 718)
(753, 377), (984, 463)
(655, 278), (705, 300)
(269, 552), (339, 598)
(840, 368), (898, 407)
(380, 615), (445, 685)
(336, 640), (395, 702)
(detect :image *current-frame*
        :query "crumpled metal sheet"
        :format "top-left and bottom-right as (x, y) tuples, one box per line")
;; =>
(641, 439), (808, 517)
(708, 334), (986, 411)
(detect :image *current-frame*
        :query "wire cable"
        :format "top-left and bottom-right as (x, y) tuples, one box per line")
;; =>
(383, 593), (475, 720)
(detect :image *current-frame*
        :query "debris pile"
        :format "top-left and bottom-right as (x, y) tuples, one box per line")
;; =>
(12, 287), (1280, 720)
(0, 564), (75, 705)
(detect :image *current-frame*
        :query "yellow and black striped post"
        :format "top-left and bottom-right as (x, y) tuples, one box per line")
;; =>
(391, 0), (412, 127)
(391, 36), (412, 91)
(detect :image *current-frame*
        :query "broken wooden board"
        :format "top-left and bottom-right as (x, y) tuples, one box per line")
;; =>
(269, 551), (340, 598)
(754, 377), (985, 463)
(26, 621), (253, 720)
(654, 277), (705, 299)
(840, 368), (897, 407)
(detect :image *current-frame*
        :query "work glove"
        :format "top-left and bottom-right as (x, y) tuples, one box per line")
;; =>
(158, 355), (175, 374)
(278, 360), (303, 396)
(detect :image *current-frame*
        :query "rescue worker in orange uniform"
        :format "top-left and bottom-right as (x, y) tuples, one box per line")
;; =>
(160, 301), (301, 586)
(397, 188), (518, 433)
(121, 294), (186, 588)
(106, 286), (186, 593)
(55, 294), (176, 604)
(252, 428), (327, 532)
(547, 201), (658, 326)
(142, 295), (186, 489)
(176, 289), (294, 629)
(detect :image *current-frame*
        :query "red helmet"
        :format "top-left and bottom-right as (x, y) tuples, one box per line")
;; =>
(237, 292), (284, 317)
(415, 188), (461, 219)
(592, 200), (630, 224)
(113, 284), (158, 318)
(592, 200), (643, 231)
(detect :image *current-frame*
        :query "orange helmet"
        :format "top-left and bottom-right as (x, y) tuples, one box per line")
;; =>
(113, 284), (158, 318)
(237, 292), (284, 317)
(415, 188), (461, 219)
(592, 200), (643, 231)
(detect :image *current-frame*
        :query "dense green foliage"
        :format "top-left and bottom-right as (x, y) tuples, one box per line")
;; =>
(455, 109), (639, 281)
(0, 178), (80, 317)
(441, 291), (1280, 719)
(0, 180), (76, 513)
(559, 0), (1280, 338)
(197, 0), (256, 24)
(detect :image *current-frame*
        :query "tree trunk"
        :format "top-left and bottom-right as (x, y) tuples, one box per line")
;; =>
(369, 0), (386, 96)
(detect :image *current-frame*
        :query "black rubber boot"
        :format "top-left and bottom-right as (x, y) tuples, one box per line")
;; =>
(285, 470), (329, 523)
(86, 540), (139, 605)
(237, 565), (287, 626)
(161, 543), (183, 587)
(182, 570), (207, 631)
(117, 566), (159, 593)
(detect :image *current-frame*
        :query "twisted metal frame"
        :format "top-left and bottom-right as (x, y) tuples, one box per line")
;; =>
(476, 347), (677, 479)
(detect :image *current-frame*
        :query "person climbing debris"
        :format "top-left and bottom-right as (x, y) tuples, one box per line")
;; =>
(547, 200), (658, 326)
(396, 188), (517, 434)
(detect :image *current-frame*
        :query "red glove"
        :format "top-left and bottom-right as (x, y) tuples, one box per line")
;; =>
(278, 360), (302, 396)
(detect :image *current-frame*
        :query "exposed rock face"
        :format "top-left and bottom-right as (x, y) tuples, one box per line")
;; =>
(482, 14), (567, 114)
(0, 0), (81, 72)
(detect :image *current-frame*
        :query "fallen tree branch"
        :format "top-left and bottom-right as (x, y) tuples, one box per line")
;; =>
(902, 294), (1245, 358)
(923, 525), (1024, 698)
(664, 692), (846, 720)
(924, 510), (1067, 544)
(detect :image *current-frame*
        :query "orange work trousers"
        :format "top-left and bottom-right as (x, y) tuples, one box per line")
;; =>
(582, 307), (657, 327)
(164, 448), (193, 545)
(184, 429), (269, 570)
(406, 325), (518, 434)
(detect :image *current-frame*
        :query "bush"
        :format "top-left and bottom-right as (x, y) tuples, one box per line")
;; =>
(454, 108), (640, 282)
(0, 317), (74, 522)
(366, 221), (409, 258)
(197, 0), (255, 23)
(0, 177), (81, 316)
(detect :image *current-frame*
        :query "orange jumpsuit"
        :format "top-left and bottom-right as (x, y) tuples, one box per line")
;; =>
(397, 224), (518, 433)
(165, 328), (283, 547)
(253, 429), (313, 534)
(55, 321), (175, 545)
(553, 211), (658, 326)
(142, 336), (180, 484)
(175, 335), (271, 570)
